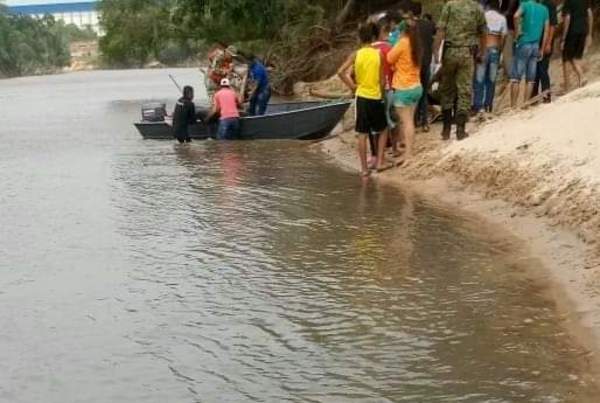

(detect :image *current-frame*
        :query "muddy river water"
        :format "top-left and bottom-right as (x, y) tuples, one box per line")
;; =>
(0, 69), (597, 402)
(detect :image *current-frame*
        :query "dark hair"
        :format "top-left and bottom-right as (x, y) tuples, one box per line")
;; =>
(375, 16), (392, 37)
(358, 22), (377, 44)
(405, 24), (422, 67)
(399, 0), (414, 15)
(183, 85), (194, 100)
(387, 10), (402, 24)
(413, 2), (423, 17)
(488, 0), (500, 10)
(424, 13), (433, 21)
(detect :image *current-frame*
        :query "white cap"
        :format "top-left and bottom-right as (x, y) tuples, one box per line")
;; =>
(220, 78), (231, 87)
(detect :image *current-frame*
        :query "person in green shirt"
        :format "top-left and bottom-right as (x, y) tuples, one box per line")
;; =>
(510, 0), (549, 107)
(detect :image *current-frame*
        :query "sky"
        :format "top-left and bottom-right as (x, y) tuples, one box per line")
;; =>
(3, 0), (95, 5)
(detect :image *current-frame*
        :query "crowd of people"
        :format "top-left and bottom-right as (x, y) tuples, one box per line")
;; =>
(172, 45), (272, 143)
(338, 0), (594, 177)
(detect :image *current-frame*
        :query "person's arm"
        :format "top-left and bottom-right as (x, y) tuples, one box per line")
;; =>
(433, 3), (450, 64)
(337, 51), (357, 93)
(206, 96), (221, 121)
(479, 32), (487, 62)
(379, 51), (386, 97)
(540, 20), (550, 60)
(545, 24), (556, 55)
(432, 28), (445, 64)
(235, 90), (243, 108)
(188, 102), (196, 124)
(561, 14), (571, 52)
(586, 6), (594, 52)
(387, 42), (401, 65)
(514, 7), (523, 41)
(477, 9), (487, 63)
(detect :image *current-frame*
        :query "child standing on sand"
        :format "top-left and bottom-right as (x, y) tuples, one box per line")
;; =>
(338, 23), (389, 177)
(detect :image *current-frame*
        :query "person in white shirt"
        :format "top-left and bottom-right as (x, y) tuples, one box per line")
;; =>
(473, 0), (508, 113)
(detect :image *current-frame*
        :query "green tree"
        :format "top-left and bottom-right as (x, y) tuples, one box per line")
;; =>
(0, 7), (71, 77)
(98, 0), (174, 66)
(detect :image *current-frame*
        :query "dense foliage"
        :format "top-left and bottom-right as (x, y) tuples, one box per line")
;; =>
(0, 4), (98, 77)
(97, 0), (407, 66)
(0, 6), (73, 76)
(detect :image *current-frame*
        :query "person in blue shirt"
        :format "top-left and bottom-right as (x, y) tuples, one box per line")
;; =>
(247, 56), (272, 116)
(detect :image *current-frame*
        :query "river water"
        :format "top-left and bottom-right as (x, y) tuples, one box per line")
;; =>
(0, 69), (597, 402)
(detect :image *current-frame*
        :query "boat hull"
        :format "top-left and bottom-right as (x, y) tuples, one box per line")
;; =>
(134, 101), (351, 140)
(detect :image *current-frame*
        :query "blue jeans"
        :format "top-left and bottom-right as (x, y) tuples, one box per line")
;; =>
(248, 86), (271, 116)
(532, 54), (551, 101)
(510, 42), (539, 83)
(473, 47), (501, 112)
(217, 118), (240, 140)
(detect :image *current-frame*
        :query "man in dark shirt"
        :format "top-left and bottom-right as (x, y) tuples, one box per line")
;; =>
(561, 0), (594, 91)
(413, 1), (436, 131)
(172, 86), (196, 144)
(532, 0), (558, 102)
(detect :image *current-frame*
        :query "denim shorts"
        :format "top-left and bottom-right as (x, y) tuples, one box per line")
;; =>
(393, 85), (423, 107)
(510, 42), (539, 83)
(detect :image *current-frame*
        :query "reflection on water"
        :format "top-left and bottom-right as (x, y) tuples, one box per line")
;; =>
(0, 69), (597, 403)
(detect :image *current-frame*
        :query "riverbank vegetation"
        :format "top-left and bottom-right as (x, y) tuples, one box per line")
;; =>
(0, 5), (97, 77)
(98, 0), (432, 93)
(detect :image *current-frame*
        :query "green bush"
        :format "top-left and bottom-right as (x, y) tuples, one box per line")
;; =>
(0, 7), (71, 76)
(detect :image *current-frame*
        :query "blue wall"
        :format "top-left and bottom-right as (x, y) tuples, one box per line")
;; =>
(8, 1), (97, 15)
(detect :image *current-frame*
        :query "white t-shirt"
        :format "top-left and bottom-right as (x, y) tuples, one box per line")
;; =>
(485, 9), (508, 36)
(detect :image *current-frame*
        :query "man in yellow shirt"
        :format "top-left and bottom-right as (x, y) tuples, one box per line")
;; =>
(338, 23), (388, 177)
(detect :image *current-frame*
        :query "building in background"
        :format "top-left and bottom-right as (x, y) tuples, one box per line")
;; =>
(7, 1), (101, 34)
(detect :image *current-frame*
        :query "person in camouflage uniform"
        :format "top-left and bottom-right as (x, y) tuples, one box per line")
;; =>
(434, 0), (487, 140)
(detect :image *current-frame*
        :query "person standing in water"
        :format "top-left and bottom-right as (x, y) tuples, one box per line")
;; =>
(387, 9), (422, 164)
(338, 22), (389, 177)
(210, 78), (242, 140)
(172, 85), (196, 144)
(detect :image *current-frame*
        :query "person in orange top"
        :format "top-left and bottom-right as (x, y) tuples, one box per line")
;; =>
(387, 11), (422, 164)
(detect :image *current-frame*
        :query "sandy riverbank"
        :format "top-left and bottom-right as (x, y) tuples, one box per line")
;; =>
(313, 81), (600, 374)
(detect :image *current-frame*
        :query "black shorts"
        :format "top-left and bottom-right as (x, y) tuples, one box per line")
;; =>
(563, 32), (586, 61)
(355, 96), (387, 134)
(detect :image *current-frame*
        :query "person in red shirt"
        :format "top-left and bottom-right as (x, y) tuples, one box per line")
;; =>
(209, 78), (242, 140)
(372, 16), (400, 157)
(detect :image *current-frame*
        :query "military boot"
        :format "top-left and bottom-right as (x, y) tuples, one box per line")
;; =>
(441, 109), (452, 140)
(455, 113), (469, 141)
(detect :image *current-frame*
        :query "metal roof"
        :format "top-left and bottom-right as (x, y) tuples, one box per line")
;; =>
(8, 1), (97, 15)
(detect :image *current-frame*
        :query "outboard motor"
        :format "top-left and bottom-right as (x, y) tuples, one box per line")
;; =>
(141, 102), (167, 122)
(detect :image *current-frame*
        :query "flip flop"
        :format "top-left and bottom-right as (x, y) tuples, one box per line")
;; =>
(360, 170), (371, 177)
